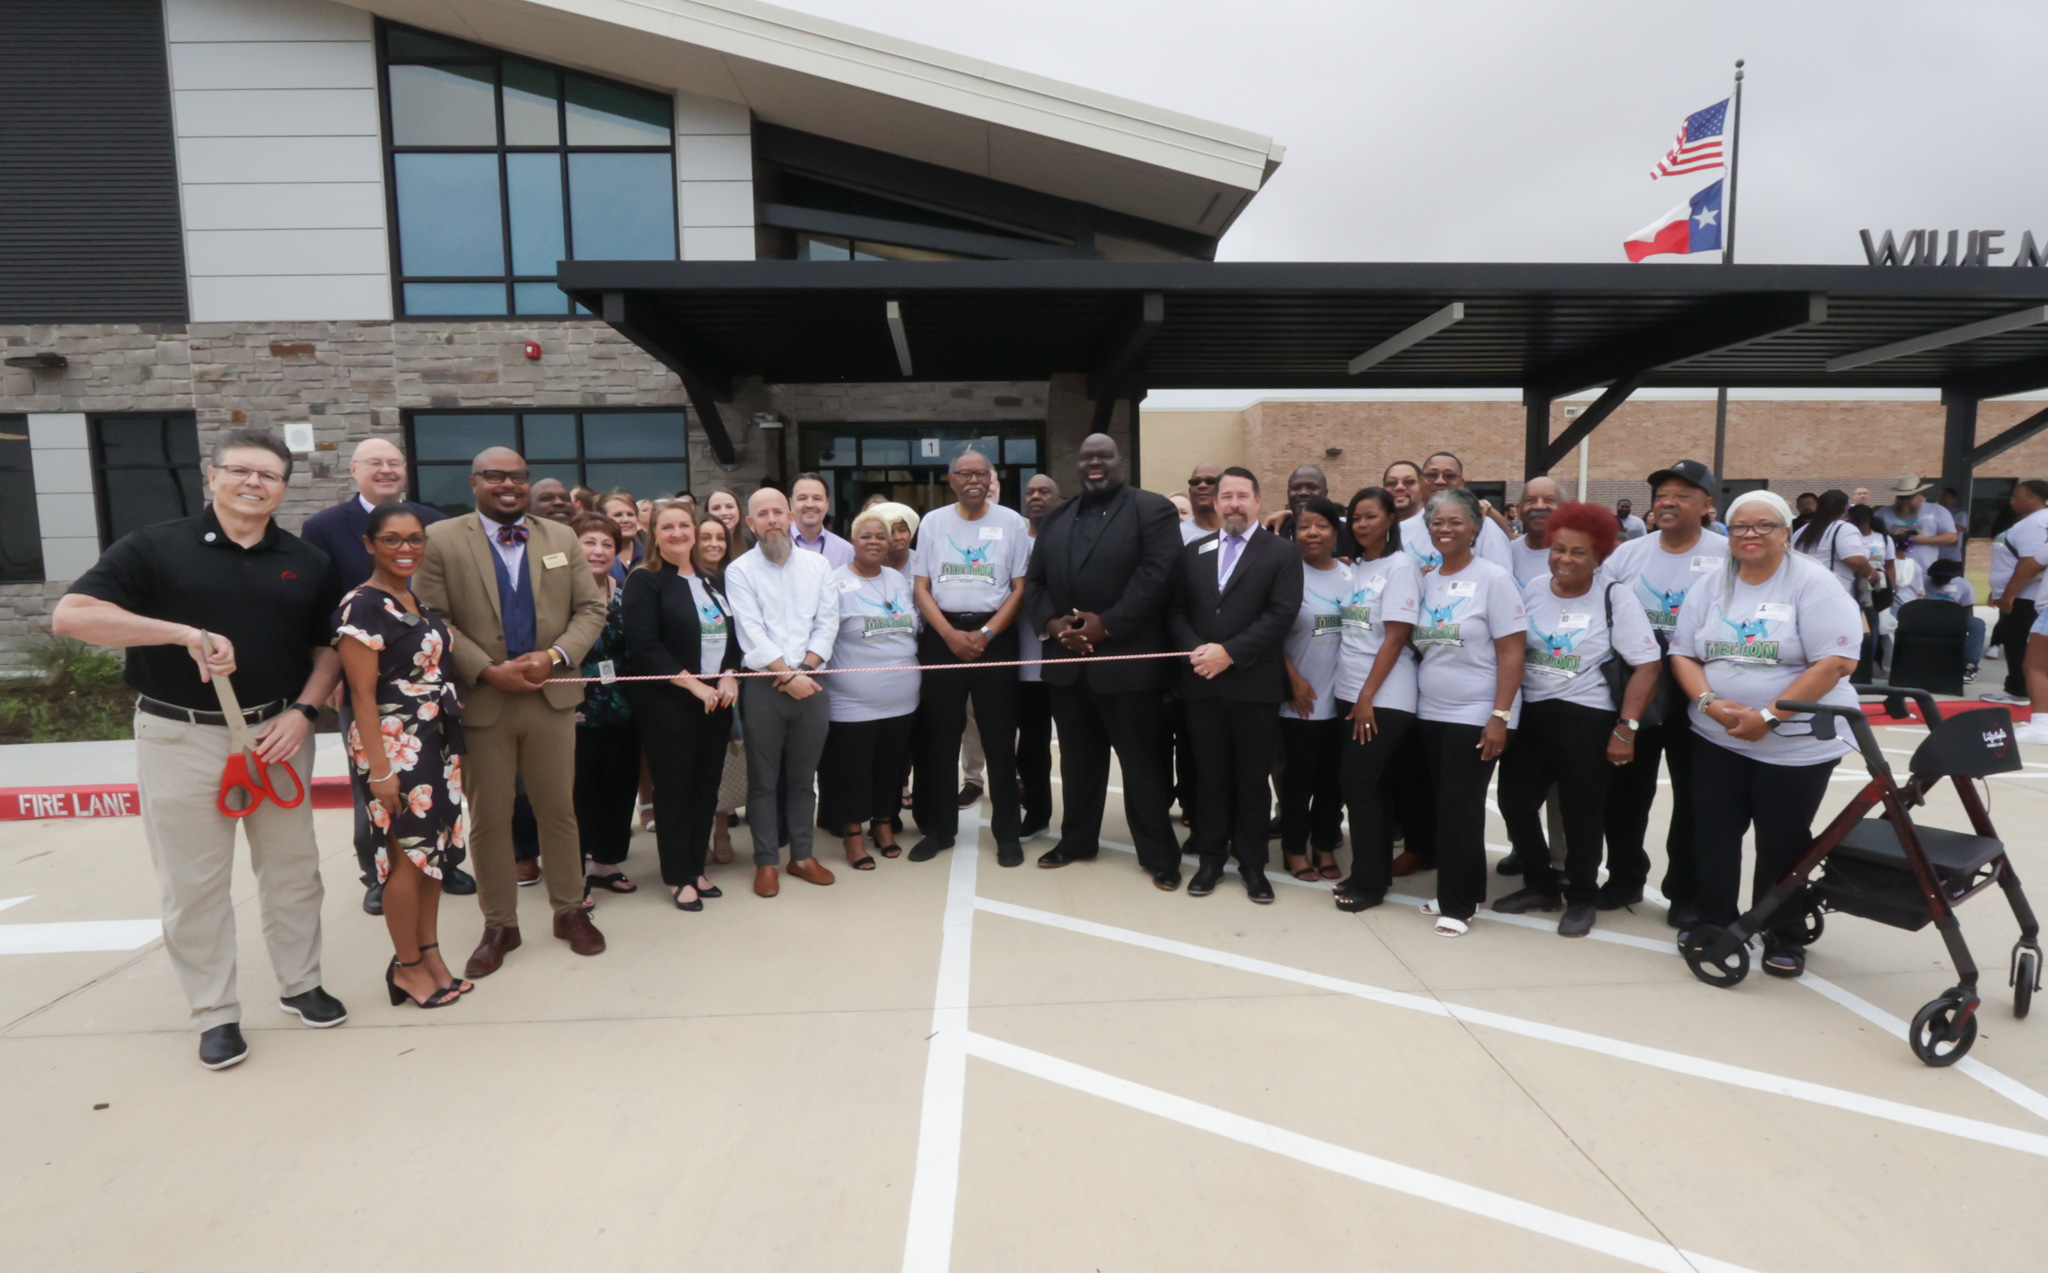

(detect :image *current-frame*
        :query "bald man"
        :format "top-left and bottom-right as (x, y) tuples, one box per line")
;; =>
(299, 438), (464, 909)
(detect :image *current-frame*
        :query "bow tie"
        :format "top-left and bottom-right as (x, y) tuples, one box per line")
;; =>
(494, 522), (529, 547)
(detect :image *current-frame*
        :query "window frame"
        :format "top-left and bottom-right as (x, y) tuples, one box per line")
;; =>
(87, 412), (203, 548)
(375, 20), (679, 320)
(0, 414), (45, 583)
(403, 408), (693, 514)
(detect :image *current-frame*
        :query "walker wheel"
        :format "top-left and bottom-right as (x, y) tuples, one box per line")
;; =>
(1909, 994), (1979, 1067)
(1794, 893), (1826, 947)
(1680, 926), (1749, 988)
(2013, 948), (2040, 1020)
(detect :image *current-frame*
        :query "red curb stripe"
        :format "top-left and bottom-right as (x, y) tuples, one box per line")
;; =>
(1, 777), (352, 820)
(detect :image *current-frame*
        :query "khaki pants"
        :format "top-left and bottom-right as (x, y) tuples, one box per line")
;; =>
(133, 710), (323, 1032)
(465, 692), (583, 927)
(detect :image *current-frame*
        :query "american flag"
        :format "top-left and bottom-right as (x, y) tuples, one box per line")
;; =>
(1650, 99), (1728, 178)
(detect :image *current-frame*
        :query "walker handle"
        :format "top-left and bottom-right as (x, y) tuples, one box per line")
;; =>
(1850, 683), (1944, 726)
(1777, 700), (1890, 776)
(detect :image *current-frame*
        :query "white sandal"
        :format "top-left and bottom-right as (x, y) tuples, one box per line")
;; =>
(1421, 899), (1469, 937)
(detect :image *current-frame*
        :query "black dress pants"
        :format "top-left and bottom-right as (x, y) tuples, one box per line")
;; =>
(1603, 710), (1700, 902)
(574, 723), (641, 867)
(1692, 741), (1838, 938)
(1994, 598), (2039, 698)
(1016, 681), (1054, 828)
(1048, 683), (1180, 873)
(1186, 699), (1280, 867)
(1416, 719), (1502, 921)
(1278, 716), (1346, 855)
(1387, 725), (1436, 864)
(630, 686), (731, 888)
(1497, 699), (1615, 903)
(1337, 706), (1415, 896)
(913, 624), (1020, 844)
(820, 712), (916, 829)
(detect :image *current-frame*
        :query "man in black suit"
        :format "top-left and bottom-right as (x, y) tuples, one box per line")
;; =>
(1023, 432), (1184, 888)
(1168, 468), (1301, 903)
(297, 437), (467, 912)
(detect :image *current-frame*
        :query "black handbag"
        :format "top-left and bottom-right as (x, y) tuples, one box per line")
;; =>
(1600, 582), (1667, 729)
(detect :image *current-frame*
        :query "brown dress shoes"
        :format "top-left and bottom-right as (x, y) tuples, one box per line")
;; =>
(464, 924), (522, 978)
(553, 907), (606, 956)
(786, 858), (835, 886)
(754, 865), (780, 897)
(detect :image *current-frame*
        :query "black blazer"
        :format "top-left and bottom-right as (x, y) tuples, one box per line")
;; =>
(621, 564), (743, 680)
(299, 497), (446, 596)
(1166, 527), (1303, 703)
(1023, 483), (1182, 691)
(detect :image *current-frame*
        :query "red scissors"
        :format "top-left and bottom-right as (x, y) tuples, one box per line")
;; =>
(202, 631), (306, 817)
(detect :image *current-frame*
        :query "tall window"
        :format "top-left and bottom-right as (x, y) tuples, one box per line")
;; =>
(0, 417), (43, 582)
(408, 410), (690, 514)
(378, 23), (677, 317)
(91, 413), (202, 544)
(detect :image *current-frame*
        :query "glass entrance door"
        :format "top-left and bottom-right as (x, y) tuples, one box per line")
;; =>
(800, 424), (1045, 528)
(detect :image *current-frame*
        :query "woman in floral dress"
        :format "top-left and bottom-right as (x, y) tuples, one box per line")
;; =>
(336, 504), (468, 1009)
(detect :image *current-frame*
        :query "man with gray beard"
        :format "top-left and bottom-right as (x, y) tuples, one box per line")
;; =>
(724, 487), (841, 897)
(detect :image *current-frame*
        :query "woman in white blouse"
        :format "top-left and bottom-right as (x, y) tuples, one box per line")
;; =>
(818, 511), (923, 868)
(1331, 488), (1421, 912)
(1278, 497), (1352, 882)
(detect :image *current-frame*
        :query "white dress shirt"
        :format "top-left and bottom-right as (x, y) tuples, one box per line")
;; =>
(480, 512), (529, 592)
(724, 544), (839, 671)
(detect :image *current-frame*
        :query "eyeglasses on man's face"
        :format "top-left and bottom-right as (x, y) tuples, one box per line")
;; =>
(354, 459), (406, 472)
(373, 533), (428, 549)
(476, 469), (530, 486)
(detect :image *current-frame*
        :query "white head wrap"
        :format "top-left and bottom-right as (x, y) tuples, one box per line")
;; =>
(1724, 489), (1794, 527)
(858, 501), (920, 538)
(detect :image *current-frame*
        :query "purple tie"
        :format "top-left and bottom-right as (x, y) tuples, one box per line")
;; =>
(1220, 533), (1243, 583)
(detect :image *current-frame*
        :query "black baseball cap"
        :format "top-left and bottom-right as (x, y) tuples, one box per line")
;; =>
(1647, 459), (1716, 495)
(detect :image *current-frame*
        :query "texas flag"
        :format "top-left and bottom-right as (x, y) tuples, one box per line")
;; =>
(1623, 179), (1724, 261)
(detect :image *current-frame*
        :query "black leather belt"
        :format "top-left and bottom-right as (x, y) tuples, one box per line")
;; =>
(940, 610), (998, 629)
(137, 695), (287, 727)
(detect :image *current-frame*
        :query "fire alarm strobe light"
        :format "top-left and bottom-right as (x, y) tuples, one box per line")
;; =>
(522, 342), (542, 360)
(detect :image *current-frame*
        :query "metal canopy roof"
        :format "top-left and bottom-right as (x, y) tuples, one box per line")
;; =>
(558, 260), (2048, 396)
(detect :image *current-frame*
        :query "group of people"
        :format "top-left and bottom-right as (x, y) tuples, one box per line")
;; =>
(49, 421), (2048, 1069)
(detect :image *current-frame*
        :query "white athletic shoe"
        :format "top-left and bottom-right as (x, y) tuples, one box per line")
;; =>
(2012, 720), (2048, 746)
(1980, 690), (2028, 705)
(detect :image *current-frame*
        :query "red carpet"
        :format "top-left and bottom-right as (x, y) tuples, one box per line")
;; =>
(1860, 697), (2032, 726)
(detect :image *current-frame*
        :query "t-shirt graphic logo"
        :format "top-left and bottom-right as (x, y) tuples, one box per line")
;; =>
(940, 536), (998, 584)
(1341, 577), (1383, 631)
(1637, 577), (1688, 629)
(1526, 625), (1583, 676)
(857, 592), (917, 638)
(697, 602), (727, 635)
(1702, 612), (1780, 665)
(1414, 598), (1465, 647)
(1306, 586), (1345, 636)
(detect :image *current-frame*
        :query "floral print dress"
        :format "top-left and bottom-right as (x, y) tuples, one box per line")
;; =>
(335, 584), (466, 881)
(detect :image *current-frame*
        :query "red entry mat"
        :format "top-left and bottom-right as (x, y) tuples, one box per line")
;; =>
(1861, 697), (2033, 726)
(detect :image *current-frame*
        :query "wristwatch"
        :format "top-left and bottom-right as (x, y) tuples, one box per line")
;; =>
(1618, 717), (1640, 733)
(1490, 708), (1512, 724)
(1762, 708), (1784, 732)
(978, 625), (994, 641)
(289, 702), (320, 723)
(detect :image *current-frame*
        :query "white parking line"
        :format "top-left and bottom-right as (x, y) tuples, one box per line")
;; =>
(900, 811), (980, 1273)
(973, 897), (2048, 1160)
(964, 1032), (1758, 1273)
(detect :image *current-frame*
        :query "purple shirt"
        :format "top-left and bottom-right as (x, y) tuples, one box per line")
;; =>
(794, 525), (856, 570)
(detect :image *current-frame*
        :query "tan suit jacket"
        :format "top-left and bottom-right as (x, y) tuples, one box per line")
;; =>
(415, 512), (608, 729)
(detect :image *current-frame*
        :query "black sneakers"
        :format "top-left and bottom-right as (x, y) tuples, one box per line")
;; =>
(279, 986), (348, 1028)
(198, 1023), (248, 1070)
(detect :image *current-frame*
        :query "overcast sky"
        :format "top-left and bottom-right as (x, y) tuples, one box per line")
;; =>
(783, 0), (2046, 402)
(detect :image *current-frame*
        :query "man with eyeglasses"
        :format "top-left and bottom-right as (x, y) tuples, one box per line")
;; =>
(299, 437), (467, 913)
(1182, 463), (1225, 544)
(54, 429), (349, 1070)
(415, 448), (611, 978)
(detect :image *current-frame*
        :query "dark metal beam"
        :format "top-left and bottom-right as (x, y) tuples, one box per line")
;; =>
(1940, 390), (1976, 510)
(1946, 353), (2048, 400)
(1530, 292), (1827, 396)
(1522, 389), (1552, 482)
(1829, 304), (2048, 373)
(1527, 378), (1641, 478)
(757, 203), (1090, 262)
(1090, 394), (1117, 432)
(1088, 292), (1164, 400)
(602, 290), (735, 465)
(1968, 403), (2048, 467)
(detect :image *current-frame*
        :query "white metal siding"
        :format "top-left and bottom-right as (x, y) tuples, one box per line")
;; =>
(676, 92), (753, 261)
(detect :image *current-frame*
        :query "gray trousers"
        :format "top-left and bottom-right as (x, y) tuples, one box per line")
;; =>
(740, 679), (830, 866)
(133, 709), (323, 1031)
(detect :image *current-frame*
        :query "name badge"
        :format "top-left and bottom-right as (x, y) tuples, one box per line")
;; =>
(1755, 602), (1796, 622)
(597, 659), (616, 684)
(1557, 612), (1590, 631)
(541, 552), (568, 569)
(839, 579), (864, 593)
(1200, 539), (1219, 554)
(979, 526), (1004, 541)
(1445, 580), (1477, 597)
(1692, 556), (1719, 571)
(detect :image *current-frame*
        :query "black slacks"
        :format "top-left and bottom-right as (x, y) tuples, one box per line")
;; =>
(1603, 709), (1700, 902)
(1338, 706), (1415, 896)
(1692, 740), (1838, 938)
(1416, 719), (1502, 921)
(820, 712), (916, 829)
(1186, 698), (1280, 867)
(913, 624), (1020, 843)
(573, 723), (641, 867)
(1278, 716), (1346, 855)
(1994, 598), (2039, 698)
(1048, 683), (1180, 872)
(1498, 699), (1615, 903)
(629, 686), (732, 888)
(1017, 681), (1054, 828)
(1386, 725), (1436, 864)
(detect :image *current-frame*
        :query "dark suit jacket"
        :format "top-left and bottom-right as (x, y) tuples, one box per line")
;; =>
(299, 496), (446, 596)
(1166, 527), (1303, 703)
(1023, 483), (1182, 691)
(621, 564), (743, 680)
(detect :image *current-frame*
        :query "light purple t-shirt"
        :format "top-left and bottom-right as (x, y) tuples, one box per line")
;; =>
(1414, 557), (1528, 727)
(1333, 552), (1422, 714)
(1519, 577), (1660, 710)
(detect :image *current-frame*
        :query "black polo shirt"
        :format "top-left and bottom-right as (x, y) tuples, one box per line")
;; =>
(67, 506), (340, 711)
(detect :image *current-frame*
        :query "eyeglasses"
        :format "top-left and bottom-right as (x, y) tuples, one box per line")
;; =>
(1187, 475), (1219, 487)
(214, 464), (286, 487)
(354, 459), (406, 472)
(373, 533), (428, 549)
(1726, 521), (1786, 537)
(476, 469), (530, 485)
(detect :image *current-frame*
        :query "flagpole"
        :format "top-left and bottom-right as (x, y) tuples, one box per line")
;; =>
(1712, 58), (1744, 498)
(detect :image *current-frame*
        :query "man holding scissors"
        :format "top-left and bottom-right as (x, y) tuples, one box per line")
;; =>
(54, 428), (346, 1070)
